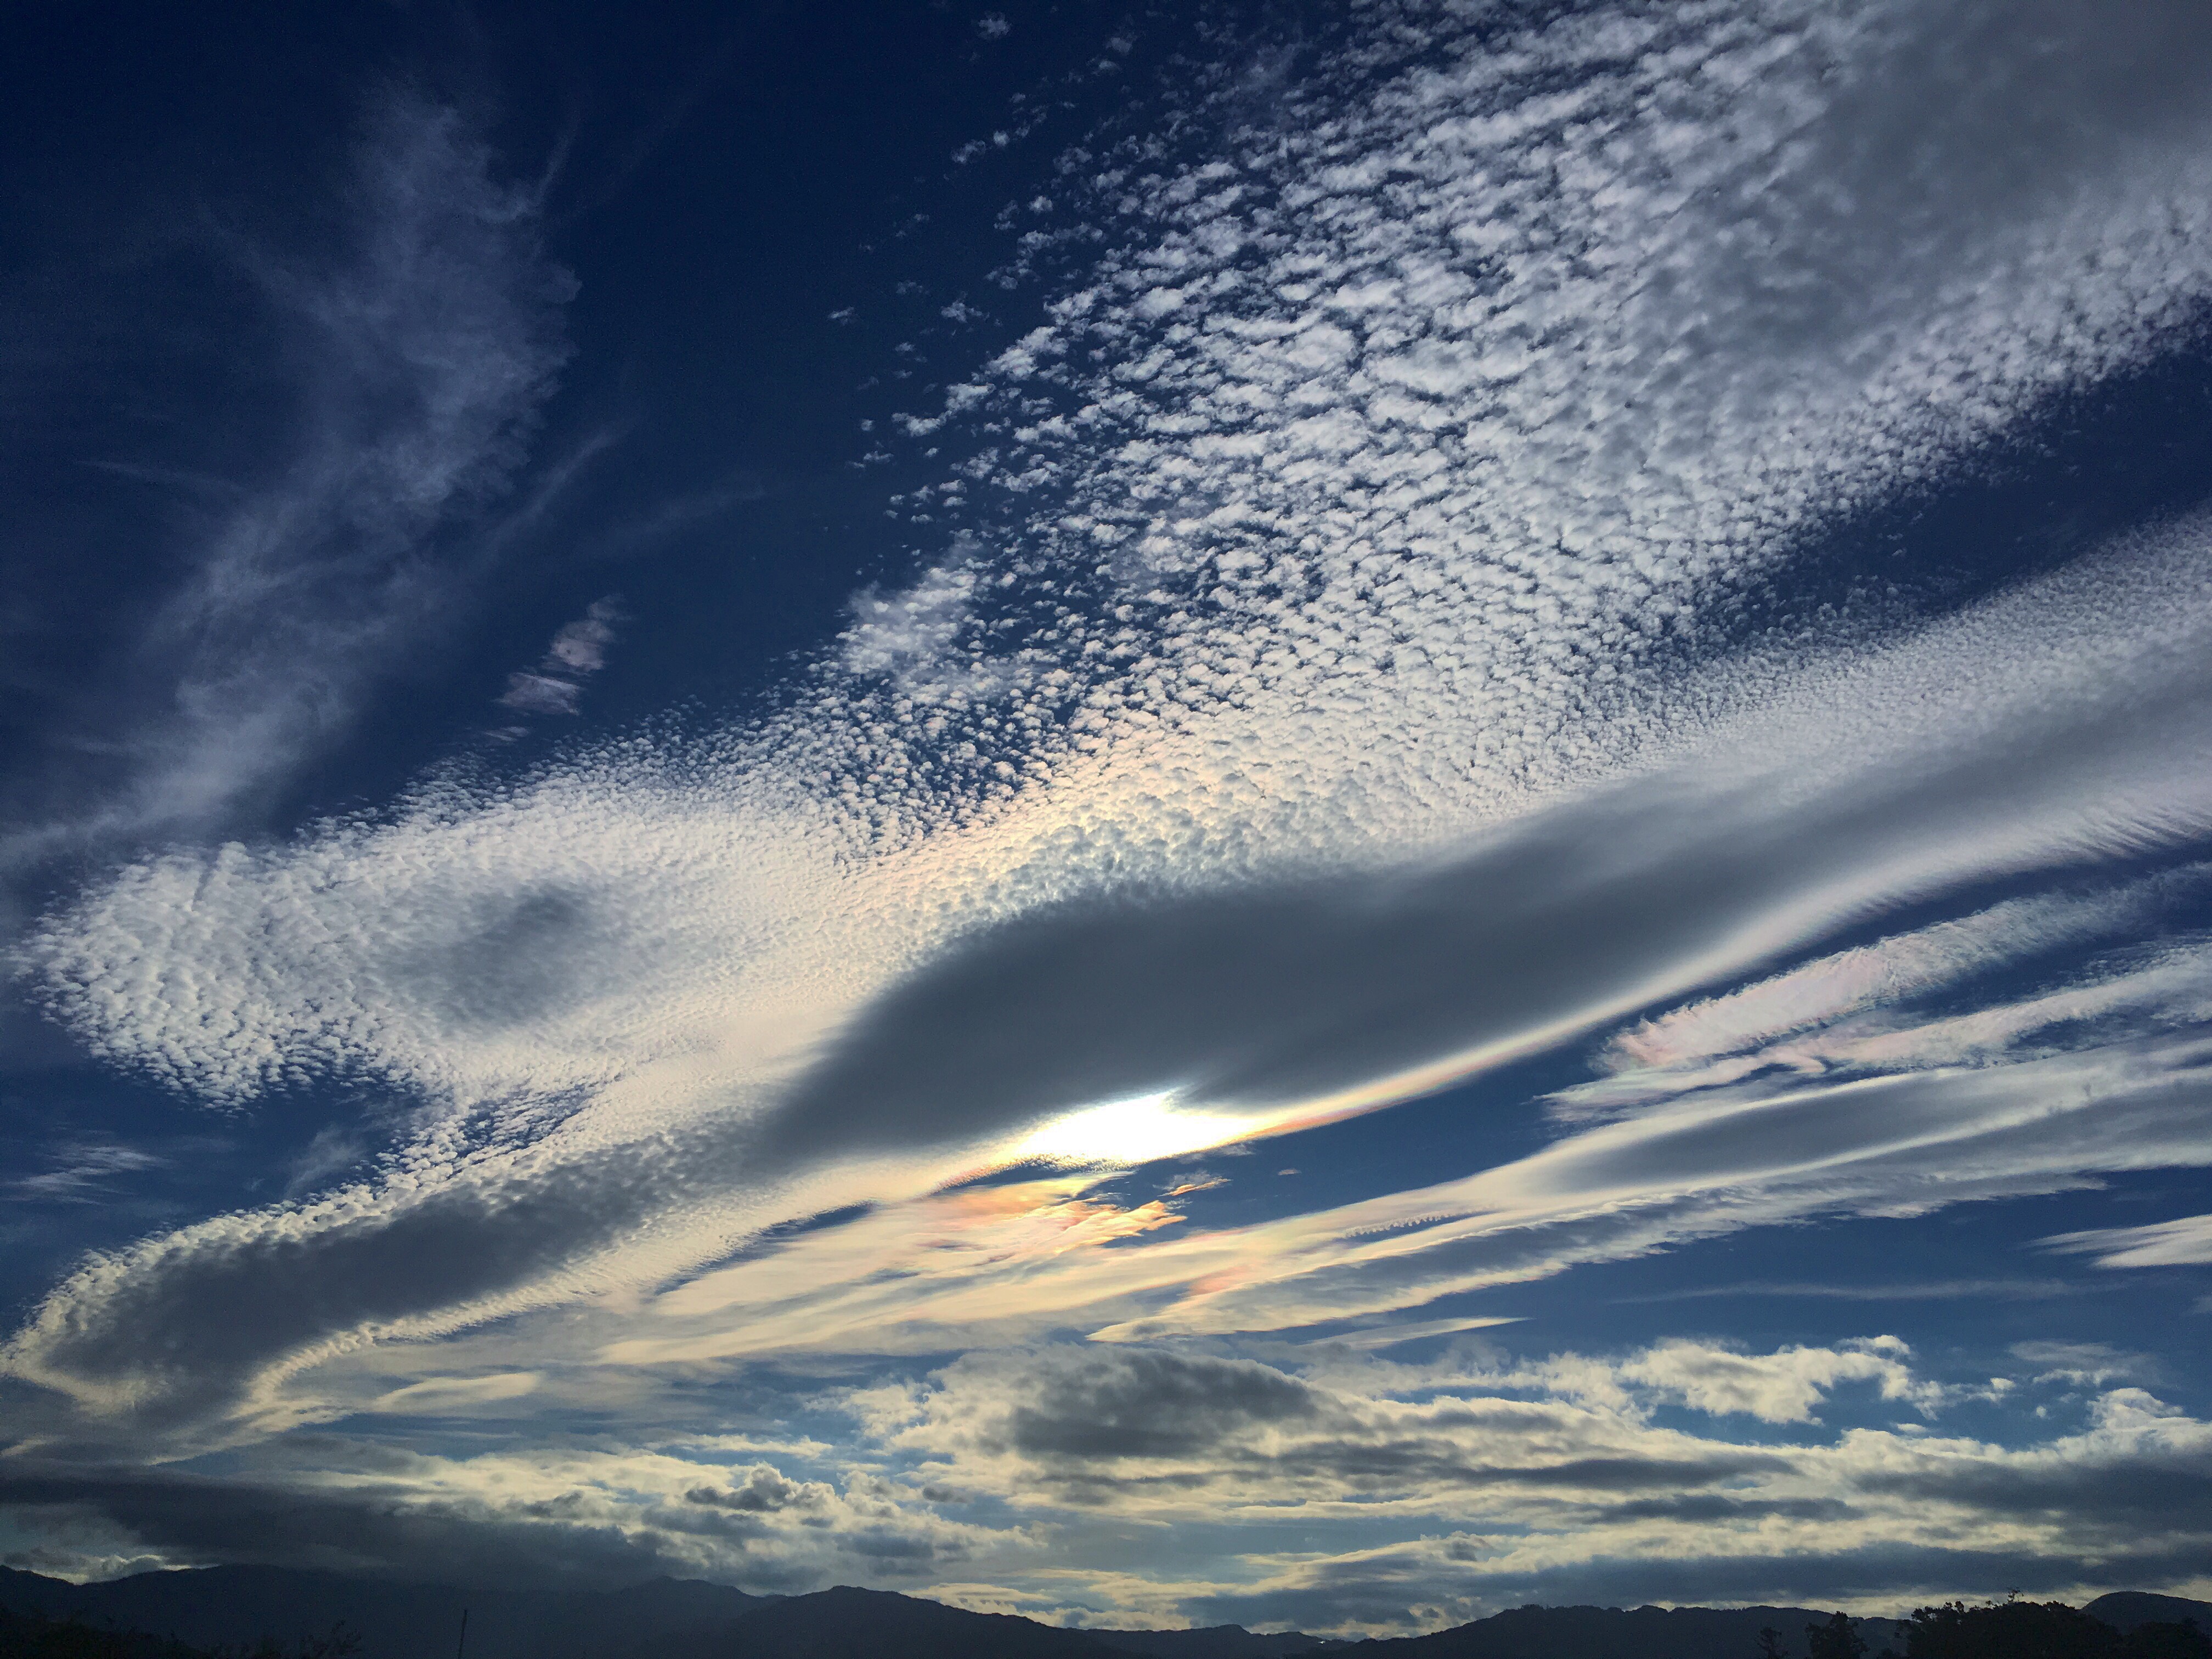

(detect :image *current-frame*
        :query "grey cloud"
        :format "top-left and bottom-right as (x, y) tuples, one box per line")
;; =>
(5, 1144), (691, 1431)
(685, 1465), (824, 1514)
(1594, 1494), (1855, 1524)
(0, 1442), (994, 1598)
(890, 1345), (1793, 1510)
(769, 791), (1763, 1153)
(1001, 1350), (1318, 1460)
(402, 884), (606, 1031)
(1852, 1444), (2212, 1531)
(1662, 1), (2212, 353)
(1444, 1452), (1788, 1492)
(766, 612), (2212, 1164)
(0, 1467), (677, 1591)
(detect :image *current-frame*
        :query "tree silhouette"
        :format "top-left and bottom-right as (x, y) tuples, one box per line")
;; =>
(1809, 1611), (1868, 1659)
(1900, 1599), (2210, 1659)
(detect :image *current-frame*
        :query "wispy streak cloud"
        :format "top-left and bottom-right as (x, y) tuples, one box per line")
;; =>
(6, 89), (571, 863)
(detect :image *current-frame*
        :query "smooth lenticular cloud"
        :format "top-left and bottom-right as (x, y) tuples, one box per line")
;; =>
(16, 517), (2212, 1438)
(10, 0), (2212, 1521)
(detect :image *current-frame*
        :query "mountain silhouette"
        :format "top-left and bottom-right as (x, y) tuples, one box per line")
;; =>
(655, 1584), (1110, 1656)
(7, 1565), (2207, 1659)
(0, 1568), (1336, 1659)
(2088, 1596), (2212, 1635)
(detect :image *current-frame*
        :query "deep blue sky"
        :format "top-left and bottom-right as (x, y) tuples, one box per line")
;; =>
(5, 0), (2212, 1636)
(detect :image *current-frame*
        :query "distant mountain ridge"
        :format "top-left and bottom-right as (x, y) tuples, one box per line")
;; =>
(2089, 1595), (2212, 1634)
(0, 1569), (1333, 1659)
(3, 1564), (2206, 1659)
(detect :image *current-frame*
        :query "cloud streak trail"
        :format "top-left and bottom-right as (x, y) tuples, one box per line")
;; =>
(4, 89), (571, 865)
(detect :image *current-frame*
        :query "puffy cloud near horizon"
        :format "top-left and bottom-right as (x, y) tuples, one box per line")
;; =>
(8, 1334), (2210, 1634)
(9, 0), (2212, 1623)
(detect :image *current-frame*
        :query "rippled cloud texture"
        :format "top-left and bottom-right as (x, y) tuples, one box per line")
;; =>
(8, 0), (2212, 1634)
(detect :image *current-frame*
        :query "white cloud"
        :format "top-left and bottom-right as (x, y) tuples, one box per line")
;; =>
(1621, 1338), (1932, 1425)
(2042, 1213), (2212, 1269)
(3, 1140), (165, 1204)
(1568, 884), (2188, 1104)
(498, 597), (624, 718)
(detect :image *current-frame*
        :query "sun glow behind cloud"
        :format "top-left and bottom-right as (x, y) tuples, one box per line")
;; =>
(1013, 1094), (1254, 1166)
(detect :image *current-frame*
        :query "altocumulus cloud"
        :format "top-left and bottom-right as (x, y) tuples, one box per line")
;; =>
(9, 0), (2212, 1627)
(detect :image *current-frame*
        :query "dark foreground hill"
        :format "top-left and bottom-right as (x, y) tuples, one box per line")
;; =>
(0, 1567), (765, 1659)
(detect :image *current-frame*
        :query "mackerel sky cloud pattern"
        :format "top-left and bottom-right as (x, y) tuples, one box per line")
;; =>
(5, 0), (2212, 1635)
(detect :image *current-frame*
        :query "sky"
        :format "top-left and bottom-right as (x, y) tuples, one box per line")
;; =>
(4, 0), (2212, 1638)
